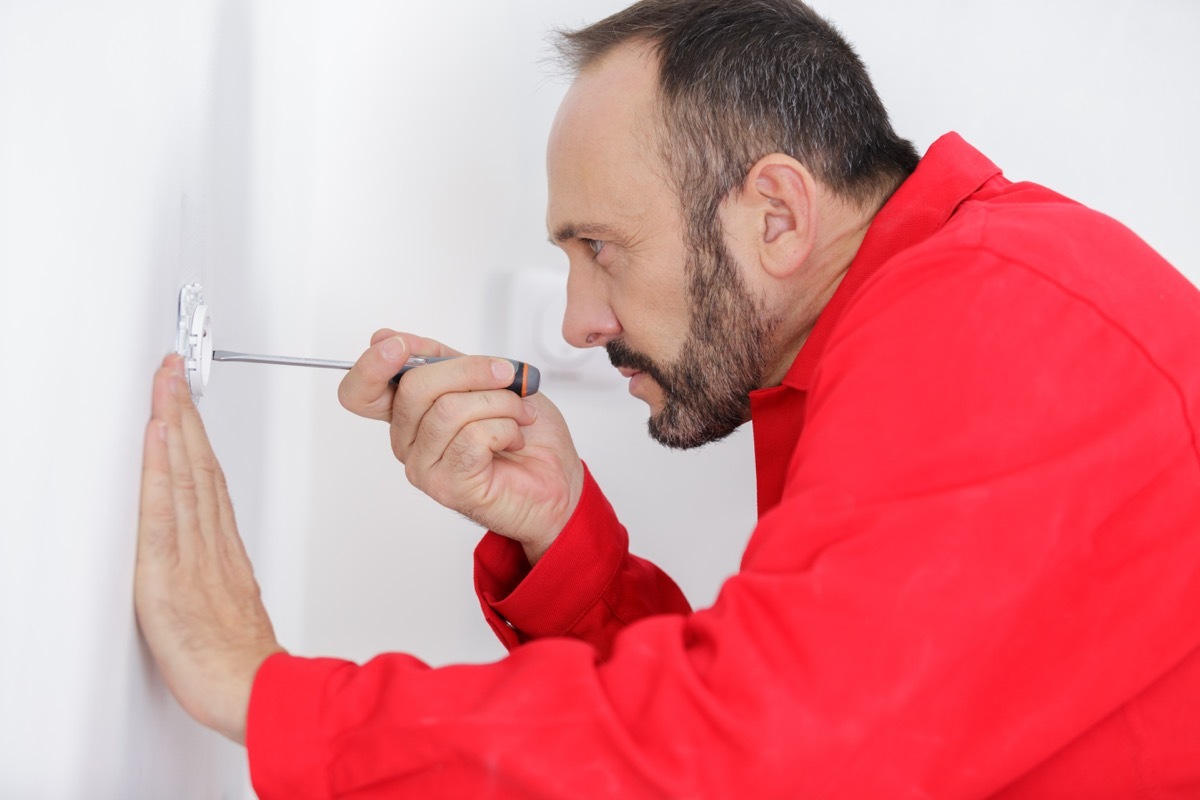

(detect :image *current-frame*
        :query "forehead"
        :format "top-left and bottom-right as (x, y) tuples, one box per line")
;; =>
(546, 44), (674, 238)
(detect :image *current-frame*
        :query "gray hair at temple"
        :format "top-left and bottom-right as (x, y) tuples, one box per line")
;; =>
(553, 0), (920, 239)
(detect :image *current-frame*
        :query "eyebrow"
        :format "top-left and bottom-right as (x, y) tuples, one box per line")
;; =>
(548, 222), (620, 246)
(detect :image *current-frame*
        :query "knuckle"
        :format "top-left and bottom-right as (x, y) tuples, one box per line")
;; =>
(390, 425), (409, 464)
(446, 419), (511, 474)
(430, 393), (462, 427)
(391, 375), (419, 411)
(336, 378), (354, 411)
(403, 459), (425, 491)
(139, 506), (178, 543)
(471, 388), (499, 412)
(445, 439), (484, 475)
(212, 463), (231, 494)
(479, 389), (522, 419)
(173, 470), (198, 494)
(192, 452), (219, 479)
(187, 462), (220, 494)
(390, 392), (414, 430)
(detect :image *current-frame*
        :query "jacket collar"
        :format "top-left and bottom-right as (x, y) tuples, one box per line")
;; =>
(776, 132), (1003, 394)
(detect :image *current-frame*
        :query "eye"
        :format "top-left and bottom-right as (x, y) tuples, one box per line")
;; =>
(582, 238), (605, 257)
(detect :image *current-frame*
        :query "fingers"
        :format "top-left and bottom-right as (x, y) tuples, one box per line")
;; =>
(140, 355), (262, 603)
(370, 327), (400, 346)
(173, 363), (237, 548)
(148, 365), (203, 560)
(139, 356), (188, 564)
(397, 387), (533, 468)
(389, 356), (536, 459)
(431, 417), (527, 491)
(138, 417), (176, 561)
(146, 356), (235, 557)
(161, 354), (235, 528)
(338, 330), (462, 422)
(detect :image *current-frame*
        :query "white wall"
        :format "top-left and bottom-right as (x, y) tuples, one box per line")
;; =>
(0, 1), (313, 796)
(0, 1), (1196, 797)
(818, 0), (1200, 277)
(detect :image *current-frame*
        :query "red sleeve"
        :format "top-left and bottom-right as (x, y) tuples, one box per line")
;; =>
(247, 249), (1200, 798)
(472, 464), (692, 656)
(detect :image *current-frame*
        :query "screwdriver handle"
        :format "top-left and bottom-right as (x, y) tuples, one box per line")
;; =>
(390, 356), (541, 397)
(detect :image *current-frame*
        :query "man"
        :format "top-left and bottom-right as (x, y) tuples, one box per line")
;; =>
(135, 0), (1200, 796)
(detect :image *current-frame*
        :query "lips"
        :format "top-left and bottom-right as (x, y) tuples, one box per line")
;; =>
(606, 340), (656, 385)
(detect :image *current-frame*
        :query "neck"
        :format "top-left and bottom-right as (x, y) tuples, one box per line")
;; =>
(761, 194), (878, 387)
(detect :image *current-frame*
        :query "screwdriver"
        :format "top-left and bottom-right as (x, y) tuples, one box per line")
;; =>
(211, 350), (540, 397)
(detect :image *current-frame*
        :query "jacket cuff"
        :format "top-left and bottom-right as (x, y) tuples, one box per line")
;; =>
(474, 463), (627, 643)
(247, 651), (351, 800)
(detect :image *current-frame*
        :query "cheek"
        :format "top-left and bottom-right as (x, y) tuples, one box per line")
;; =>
(616, 286), (689, 361)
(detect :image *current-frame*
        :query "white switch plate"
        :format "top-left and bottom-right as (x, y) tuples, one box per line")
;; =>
(176, 283), (213, 400)
(504, 268), (619, 388)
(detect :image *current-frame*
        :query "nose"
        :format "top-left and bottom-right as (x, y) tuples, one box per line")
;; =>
(562, 261), (620, 349)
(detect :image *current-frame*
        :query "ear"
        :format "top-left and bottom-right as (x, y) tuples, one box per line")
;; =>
(726, 154), (818, 280)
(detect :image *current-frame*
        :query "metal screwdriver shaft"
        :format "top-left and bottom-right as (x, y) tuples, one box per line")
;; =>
(212, 351), (354, 370)
(210, 350), (540, 396)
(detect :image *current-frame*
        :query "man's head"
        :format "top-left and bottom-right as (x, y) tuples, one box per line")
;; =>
(547, 0), (918, 449)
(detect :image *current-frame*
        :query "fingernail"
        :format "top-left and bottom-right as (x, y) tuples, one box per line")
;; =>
(381, 337), (405, 362)
(491, 359), (515, 382)
(155, 420), (168, 441)
(170, 375), (187, 398)
(523, 400), (538, 421)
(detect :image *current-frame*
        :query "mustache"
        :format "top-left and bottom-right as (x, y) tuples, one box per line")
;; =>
(606, 340), (659, 375)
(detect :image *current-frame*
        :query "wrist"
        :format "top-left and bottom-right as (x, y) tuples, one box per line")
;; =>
(522, 538), (552, 566)
(220, 642), (287, 745)
(526, 457), (585, 566)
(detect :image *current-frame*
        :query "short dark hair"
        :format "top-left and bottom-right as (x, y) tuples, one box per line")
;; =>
(554, 0), (919, 234)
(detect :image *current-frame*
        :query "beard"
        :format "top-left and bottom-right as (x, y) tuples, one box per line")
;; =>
(607, 233), (777, 450)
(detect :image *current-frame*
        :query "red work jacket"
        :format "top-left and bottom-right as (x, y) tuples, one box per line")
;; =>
(248, 134), (1200, 798)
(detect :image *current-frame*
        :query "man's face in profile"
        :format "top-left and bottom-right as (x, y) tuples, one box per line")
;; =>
(547, 44), (775, 449)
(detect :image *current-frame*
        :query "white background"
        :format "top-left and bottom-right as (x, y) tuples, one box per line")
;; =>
(1, 1), (1196, 796)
